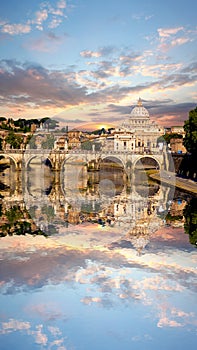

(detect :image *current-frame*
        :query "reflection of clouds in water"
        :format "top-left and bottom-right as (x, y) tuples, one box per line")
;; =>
(1, 235), (196, 330)
(0, 234), (196, 294)
(0, 319), (31, 333)
(0, 319), (66, 349)
(157, 304), (196, 329)
(26, 302), (68, 322)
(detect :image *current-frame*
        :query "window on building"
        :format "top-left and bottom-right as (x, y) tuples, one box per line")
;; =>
(124, 141), (127, 149)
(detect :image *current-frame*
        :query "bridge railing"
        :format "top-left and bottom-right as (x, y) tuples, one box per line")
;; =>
(0, 148), (162, 155)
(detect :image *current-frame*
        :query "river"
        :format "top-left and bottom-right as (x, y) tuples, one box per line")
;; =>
(0, 163), (196, 350)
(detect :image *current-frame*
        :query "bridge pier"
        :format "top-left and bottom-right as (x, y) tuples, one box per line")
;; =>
(16, 161), (22, 171)
(53, 160), (61, 171)
(87, 160), (100, 171)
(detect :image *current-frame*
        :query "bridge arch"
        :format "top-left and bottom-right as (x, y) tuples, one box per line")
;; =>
(61, 154), (88, 168)
(99, 155), (125, 169)
(133, 155), (161, 170)
(25, 155), (53, 169)
(0, 154), (18, 169)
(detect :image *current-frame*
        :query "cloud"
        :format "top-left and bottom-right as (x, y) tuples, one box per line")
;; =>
(157, 26), (194, 51)
(80, 50), (102, 58)
(0, 58), (157, 113)
(106, 104), (131, 114)
(32, 1), (67, 31)
(1, 319), (31, 334)
(25, 32), (64, 52)
(57, 0), (67, 9)
(158, 27), (184, 38)
(0, 23), (31, 35)
(80, 46), (117, 58)
(170, 37), (190, 47)
(56, 118), (88, 124)
(132, 13), (154, 21)
(0, 0), (68, 35)
(0, 48), (196, 125)
(48, 17), (63, 29)
(157, 317), (182, 328)
(33, 9), (48, 30)
(0, 59), (88, 109)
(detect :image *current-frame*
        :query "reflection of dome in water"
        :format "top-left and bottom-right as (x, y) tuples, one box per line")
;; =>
(131, 236), (150, 256)
(127, 226), (151, 255)
(130, 98), (149, 118)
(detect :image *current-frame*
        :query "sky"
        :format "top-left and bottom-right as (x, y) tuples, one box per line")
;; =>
(0, 0), (197, 129)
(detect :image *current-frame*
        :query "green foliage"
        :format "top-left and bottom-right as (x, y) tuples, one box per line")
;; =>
(81, 140), (101, 151)
(184, 198), (197, 247)
(184, 106), (197, 156)
(0, 116), (56, 133)
(0, 122), (10, 130)
(0, 204), (49, 237)
(165, 213), (183, 221)
(40, 117), (59, 130)
(13, 118), (26, 128)
(5, 205), (23, 224)
(41, 134), (55, 149)
(61, 127), (68, 132)
(41, 205), (55, 221)
(81, 140), (93, 150)
(92, 128), (106, 135)
(158, 133), (183, 144)
(27, 135), (37, 149)
(5, 131), (23, 149)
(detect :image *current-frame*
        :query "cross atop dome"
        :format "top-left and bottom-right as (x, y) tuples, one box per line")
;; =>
(137, 97), (142, 106)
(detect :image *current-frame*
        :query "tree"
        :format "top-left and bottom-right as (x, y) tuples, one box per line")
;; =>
(184, 198), (197, 247)
(157, 133), (183, 144)
(183, 106), (197, 156)
(81, 140), (101, 151)
(27, 135), (37, 149)
(92, 128), (106, 135)
(41, 134), (55, 149)
(5, 131), (23, 149)
(40, 117), (59, 131)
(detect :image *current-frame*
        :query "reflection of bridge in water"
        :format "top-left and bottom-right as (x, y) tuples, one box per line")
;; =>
(0, 147), (168, 171)
(0, 144), (175, 255)
(0, 156), (174, 255)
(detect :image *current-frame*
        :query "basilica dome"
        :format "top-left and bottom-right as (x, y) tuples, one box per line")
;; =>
(130, 98), (149, 118)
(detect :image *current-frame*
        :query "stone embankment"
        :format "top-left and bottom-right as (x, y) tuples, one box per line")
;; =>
(149, 170), (197, 195)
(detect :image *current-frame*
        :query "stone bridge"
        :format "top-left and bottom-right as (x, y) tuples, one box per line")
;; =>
(0, 148), (168, 172)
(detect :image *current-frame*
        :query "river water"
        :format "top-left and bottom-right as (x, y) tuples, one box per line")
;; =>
(0, 163), (197, 350)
